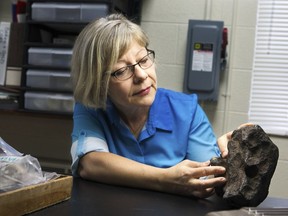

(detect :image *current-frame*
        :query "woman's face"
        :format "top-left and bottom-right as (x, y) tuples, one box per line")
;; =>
(108, 42), (157, 112)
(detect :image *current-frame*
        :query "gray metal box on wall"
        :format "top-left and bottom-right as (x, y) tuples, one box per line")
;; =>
(184, 20), (224, 101)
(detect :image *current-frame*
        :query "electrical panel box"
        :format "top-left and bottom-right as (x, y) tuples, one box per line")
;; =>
(184, 20), (224, 101)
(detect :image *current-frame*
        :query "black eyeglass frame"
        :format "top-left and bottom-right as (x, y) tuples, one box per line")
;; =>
(110, 49), (155, 81)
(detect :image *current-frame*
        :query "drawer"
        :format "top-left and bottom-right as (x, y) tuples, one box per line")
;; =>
(24, 92), (74, 113)
(28, 48), (72, 68)
(31, 3), (109, 22)
(26, 70), (72, 91)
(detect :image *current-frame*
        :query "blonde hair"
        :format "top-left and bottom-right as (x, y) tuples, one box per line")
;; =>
(71, 13), (149, 109)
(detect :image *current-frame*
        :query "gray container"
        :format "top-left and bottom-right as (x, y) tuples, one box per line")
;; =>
(31, 3), (109, 22)
(28, 48), (72, 68)
(26, 70), (72, 91)
(24, 92), (74, 113)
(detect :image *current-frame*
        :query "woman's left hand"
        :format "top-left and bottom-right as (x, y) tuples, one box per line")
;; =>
(217, 123), (254, 158)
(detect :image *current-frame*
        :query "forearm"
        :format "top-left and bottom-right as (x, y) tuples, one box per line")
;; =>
(78, 152), (226, 198)
(78, 151), (166, 192)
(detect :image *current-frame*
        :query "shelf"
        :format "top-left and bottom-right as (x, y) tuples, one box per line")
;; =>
(27, 21), (88, 33)
(22, 64), (71, 70)
(25, 42), (74, 48)
(4, 0), (142, 115)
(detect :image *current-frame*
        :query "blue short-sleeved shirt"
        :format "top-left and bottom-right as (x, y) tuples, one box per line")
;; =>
(71, 88), (220, 175)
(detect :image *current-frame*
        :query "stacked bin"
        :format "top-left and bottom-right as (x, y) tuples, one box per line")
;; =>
(24, 1), (110, 113)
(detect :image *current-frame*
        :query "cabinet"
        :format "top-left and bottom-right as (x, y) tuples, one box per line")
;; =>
(0, 0), (142, 173)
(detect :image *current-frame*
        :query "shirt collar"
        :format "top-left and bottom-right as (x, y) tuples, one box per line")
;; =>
(105, 89), (174, 132)
(148, 89), (173, 131)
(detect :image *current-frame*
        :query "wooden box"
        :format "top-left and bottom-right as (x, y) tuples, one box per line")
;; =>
(0, 175), (73, 215)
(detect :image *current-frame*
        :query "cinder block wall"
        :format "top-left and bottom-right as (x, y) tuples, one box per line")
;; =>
(0, 0), (287, 198)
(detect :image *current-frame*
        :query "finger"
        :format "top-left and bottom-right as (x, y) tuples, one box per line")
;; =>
(192, 176), (226, 190)
(238, 122), (254, 129)
(184, 160), (210, 168)
(226, 130), (233, 139)
(217, 131), (232, 158)
(192, 166), (226, 179)
(188, 177), (225, 199)
(192, 187), (215, 198)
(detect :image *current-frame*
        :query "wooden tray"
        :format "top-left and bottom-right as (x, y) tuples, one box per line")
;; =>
(0, 175), (73, 215)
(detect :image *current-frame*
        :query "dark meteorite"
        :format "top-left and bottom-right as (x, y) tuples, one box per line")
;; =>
(210, 125), (279, 208)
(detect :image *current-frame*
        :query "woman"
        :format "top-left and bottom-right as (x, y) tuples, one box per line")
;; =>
(70, 13), (231, 198)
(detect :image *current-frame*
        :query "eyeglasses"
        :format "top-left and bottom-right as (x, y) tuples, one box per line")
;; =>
(111, 50), (155, 81)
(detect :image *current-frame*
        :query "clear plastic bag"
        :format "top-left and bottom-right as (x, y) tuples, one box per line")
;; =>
(0, 137), (60, 193)
(0, 137), (22, 156)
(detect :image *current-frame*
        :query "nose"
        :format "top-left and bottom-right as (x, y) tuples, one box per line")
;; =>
(133, 65), (148, 83)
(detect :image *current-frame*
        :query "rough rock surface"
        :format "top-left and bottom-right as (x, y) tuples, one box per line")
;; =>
(210, 125), (279, 208)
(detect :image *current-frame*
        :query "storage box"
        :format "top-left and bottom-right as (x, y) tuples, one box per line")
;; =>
(24, 92), (74, 113)
(0, 175), (73, 215)
(28, 47), (72, 68)
(26, 69), (72, 91)
(5, 67), (22, 86)
(31, 3), (109, 22)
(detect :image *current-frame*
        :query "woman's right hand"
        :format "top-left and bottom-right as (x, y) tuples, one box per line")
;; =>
(161, 160), (226, 198)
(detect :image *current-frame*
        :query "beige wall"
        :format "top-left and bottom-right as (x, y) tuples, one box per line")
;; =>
(0, 0), (287, 198)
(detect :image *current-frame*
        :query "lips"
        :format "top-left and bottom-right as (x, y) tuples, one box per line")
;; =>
(133, 86), (151, 96)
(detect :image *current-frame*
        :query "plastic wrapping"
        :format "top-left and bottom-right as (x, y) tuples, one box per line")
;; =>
(0, 137), (59, 193)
